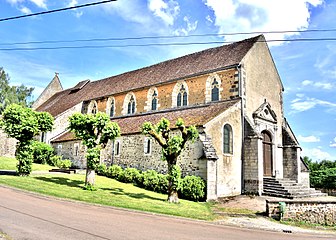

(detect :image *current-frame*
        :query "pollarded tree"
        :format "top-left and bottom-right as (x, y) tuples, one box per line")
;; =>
(0, 104), (54, 175)
(141, 117), (199, 203)
(68, 112), (121, 188)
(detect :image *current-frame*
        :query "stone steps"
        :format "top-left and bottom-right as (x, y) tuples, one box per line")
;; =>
(263, 177), (327, 199)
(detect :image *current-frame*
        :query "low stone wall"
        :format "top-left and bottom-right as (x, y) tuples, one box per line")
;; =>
(266, 200), (336, 226)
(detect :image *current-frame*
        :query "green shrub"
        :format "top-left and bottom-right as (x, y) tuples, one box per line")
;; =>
(310, 168), (336, 189)
(56, 159), (72, 169)
(123, 168), (141, 183)
(31, 141), (54, 164)
(179, 175), (206, 201)
(143, 170), (160, 191)
(107, 165), (123, 179)
(49, 155), (62, 167)
(96, 164), (107, 176)
(134, 171), (144, 187)
(157, 173), (168, 194)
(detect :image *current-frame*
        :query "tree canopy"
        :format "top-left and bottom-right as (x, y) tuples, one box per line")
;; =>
(68, 112), (121, 187)
(0, 104), (54, 175)
(0, 67), (34, 114)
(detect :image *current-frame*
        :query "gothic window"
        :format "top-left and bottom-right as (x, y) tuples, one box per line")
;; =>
(109, 99), (115, 118)
(127, 96), (136, 114)
(151, 91), (158, 111)
(144, 138), (151, 155)
(88, 100), (98, 114)
(223, 124), (233, 154)
(91, 104), (97, 114)
(211, 79), (219, 101)
(177, 85), (188, 107)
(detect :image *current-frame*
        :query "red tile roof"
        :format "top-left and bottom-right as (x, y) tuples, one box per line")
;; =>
(51, 99), (239, 142)
(38, 35), (261, 117)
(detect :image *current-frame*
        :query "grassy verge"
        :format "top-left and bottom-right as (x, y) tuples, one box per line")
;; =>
(0, 174), (215, 220)
(0, 156), (55, 171)
(279, 219), (336, 231)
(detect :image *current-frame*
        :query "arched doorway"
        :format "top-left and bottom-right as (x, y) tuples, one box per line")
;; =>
(262, 131), (273, 177)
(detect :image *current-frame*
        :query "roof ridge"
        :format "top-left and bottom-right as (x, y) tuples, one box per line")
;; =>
(95, 34), (262, 85)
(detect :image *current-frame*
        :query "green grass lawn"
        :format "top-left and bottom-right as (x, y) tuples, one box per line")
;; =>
(0, 156), (55, 171)
(0, 173), (215, 220)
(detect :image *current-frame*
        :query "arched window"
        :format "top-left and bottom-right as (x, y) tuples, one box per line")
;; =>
(115, 141), (120, 156)
(205, 74), (222, 103)
(88, 100), (98, 115)
(211, 79), (219, 101)
(223, 124), (233, 154)
(127, 96), (136, 114)
(110, 99), (115, 117)
(151, 91), (158, 111)
(144, 138), (151, 155)
(177, 85), (188, 107)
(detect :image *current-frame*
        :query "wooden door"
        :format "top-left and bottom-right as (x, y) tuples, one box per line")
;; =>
(262, 131), (273, 176)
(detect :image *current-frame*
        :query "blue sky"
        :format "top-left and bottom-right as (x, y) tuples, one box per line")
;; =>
(0, 0), (335, 161)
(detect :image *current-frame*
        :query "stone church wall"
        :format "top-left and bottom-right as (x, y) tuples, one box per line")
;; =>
(52, 132), (207, 179)
(0, 129), (16, 157)
(204, 102), (242, 197)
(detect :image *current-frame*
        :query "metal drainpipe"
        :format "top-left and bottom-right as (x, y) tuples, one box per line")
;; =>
(237, 64), (245, 194)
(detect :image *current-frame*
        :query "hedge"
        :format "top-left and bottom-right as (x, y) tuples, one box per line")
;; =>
(96, 164), (206, 201)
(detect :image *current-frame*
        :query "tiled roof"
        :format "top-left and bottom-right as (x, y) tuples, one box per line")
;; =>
(51, 99), (239, 142)
(37, 35), (261, 117)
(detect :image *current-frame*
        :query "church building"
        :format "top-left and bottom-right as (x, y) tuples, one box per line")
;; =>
(33, 35), (313, 200)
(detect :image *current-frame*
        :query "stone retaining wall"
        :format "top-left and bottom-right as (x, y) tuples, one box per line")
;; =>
(266, 200), (336, 225)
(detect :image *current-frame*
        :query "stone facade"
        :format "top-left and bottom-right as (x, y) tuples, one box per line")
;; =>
(52, 132), (207, 178)
(0, 129), (16, 157)
(267, 200), (336, 225)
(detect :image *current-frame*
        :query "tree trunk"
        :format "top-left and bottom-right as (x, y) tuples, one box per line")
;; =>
(167, 158), (179, 203)
(85, 168), (95, 186)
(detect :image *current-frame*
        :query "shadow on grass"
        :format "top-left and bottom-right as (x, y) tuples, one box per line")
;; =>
(100, 187), (165, 202)
(33, 177), (165, 202)
(35, 176), (84, 188)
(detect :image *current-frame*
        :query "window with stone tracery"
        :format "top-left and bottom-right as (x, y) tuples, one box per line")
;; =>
(177, 85), (188, 107)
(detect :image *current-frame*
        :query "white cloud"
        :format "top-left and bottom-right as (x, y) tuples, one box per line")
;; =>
(66, 0), (83, 18)
(290, 96), (336, 113)
(203, 0), (323, 45)
(298, 135), (320, 143)
(330, 137), (336, 148)
(173, 16), (198, 36)
(100, 0), (152, 26)
(301, 80), (333, 90)
(302, 80), (313, 86)
(6, 0), (47, 9)
(302, 147), (331, 161)
(206, 15), (213, 23)
(148, 0), (180, 26)
(30, 0), (47, 9)
(19, 6), (32, 14)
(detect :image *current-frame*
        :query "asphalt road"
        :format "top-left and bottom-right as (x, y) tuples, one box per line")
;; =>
(0, 186), (333, 240)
